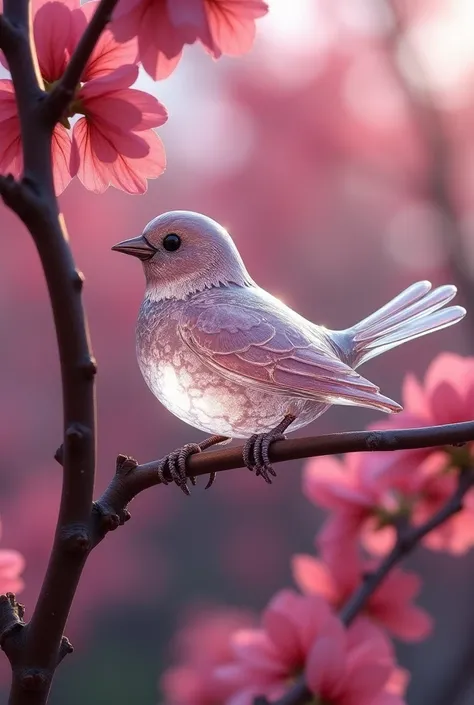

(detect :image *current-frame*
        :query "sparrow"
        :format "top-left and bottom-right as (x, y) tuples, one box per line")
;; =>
(112, 210), (466, 494)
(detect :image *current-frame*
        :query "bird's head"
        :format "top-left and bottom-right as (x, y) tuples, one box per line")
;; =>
(112, 210), (254, 300)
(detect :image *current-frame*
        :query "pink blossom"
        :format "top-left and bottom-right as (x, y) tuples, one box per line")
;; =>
(72, 64), (167, 194)
(0, 519), (24, 594)
(358, 353), (474, 489)
(365, 353), (474, 554)
(303, 454), (396, 557)
(304, 358), (474, 556)
(111, 0), (268, 80)
(161, 605), (256, 705)
(0, 550), (24, 594)
(292, 541), (432, 641)
(215, 590), (406, 705)
(0, 0), (167, 194)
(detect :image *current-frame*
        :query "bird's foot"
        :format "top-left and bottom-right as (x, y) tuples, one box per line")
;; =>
(157, 435), (229, 495)
(243, 414), (296, 483)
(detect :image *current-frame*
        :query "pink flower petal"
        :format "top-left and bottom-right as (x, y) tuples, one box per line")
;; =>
(52, 124), (74, 195)
(374, 603), (433, 642)
(230, 630), (285, 674)
(108, 128), (166, 193)
(167, 0), (207, 31)
(0, 549), (24, 574)
(360, 518), (397, 557)
(401, 373), (430, 420)
(113, 89), (168, 129)
(202, 0), (268, 57)
(386, 667), (410, 696)
(83, 95), (143, 133)
(72, 117), (111, 193)
(72, 1), (138, 80)
(305, 614), (346, 700)
(317, 536), (361, 595)
(319, 512), (369, 555)
(341, 622), (394, 704)
(73, 118), (165, 194)
(138, 1), (186, 79)
(425, 353), (473, 401)
(0, 115), (22, 178)
(263, 590), (333, 657)
(304, 456), (373, 511)
(80, 64), (139, 98)
(82, 88), (167, 133)
(291, 554), (337, 603)
(0, 549), (25, 593)
(111, 0), (143, 23)
(430, 380), (466, 425)
(34, 0), (72, 81)
(262, 595), (307, 667)
(111, 0), (187, 79)
(141, 42), (182, 80)
(0, 80), (18, 121)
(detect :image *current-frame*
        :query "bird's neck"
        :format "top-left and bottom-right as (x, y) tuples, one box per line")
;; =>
(145, 270), (256, 303)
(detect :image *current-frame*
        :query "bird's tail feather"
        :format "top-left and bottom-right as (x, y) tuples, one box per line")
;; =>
(346, 281), (466, 367)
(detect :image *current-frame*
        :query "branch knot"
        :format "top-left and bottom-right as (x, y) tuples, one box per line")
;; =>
(80, 356), (97, 380)
(19, 669), (49, 692)
(59, 524), (91, 555)
(0, 593), (25, 647)
(116, 454), (139, 475)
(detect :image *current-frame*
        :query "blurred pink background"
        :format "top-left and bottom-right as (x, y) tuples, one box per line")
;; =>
(1, 0), (474, 702)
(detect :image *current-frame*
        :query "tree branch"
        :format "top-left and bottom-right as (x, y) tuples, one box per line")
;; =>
(91, 420), (474, 547)
(0, 0), (119, 702)
(45, 0), (120, 125)
(269, 466), (474, 705)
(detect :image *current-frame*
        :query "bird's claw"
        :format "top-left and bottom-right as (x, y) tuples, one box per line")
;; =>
(157, 435), (228, 494)
(243, 414), (296, 483)
(157, 443), (201, 495)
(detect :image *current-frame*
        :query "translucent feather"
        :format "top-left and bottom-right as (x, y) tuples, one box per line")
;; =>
(345, 282), (466, 367)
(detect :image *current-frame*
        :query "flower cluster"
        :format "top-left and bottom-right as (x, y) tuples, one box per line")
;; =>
(159, 353), (474, 705)
(0, 0), (268, 194)
(112, 0), (269, 81)
(305, 353), (474, 557)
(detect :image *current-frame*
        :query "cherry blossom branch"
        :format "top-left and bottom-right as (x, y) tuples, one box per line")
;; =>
(46, 0), (121, 125)
(268, 466), (474, 705)
(91, 420), (474, 546)
(339, 467), (473, 623)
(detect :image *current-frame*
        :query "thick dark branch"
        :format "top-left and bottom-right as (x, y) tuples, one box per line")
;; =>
(92, 420), (474, 546)
(45, 0), (120, 125)
(0, 0), (114, 703)
(270, 467), (474, 705)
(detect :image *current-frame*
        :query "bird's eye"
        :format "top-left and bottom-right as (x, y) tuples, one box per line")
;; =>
(163, 233), (181, 252)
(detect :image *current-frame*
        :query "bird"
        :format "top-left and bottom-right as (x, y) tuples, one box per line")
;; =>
(112, 210), (467, 494)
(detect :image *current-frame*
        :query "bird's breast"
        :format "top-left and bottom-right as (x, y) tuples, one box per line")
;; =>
(135, 310), (327, 437)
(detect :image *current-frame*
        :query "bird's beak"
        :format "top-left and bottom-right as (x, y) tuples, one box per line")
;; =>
(111, 235), (157, 261)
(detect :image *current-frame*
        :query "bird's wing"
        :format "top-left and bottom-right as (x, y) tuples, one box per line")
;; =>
(178, 289), (400, 412)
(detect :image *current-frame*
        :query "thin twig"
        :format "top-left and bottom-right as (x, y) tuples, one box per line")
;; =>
(270, 467), (474, 705)
(91, 420), (474, 547)
(45, 0), (121, 125)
